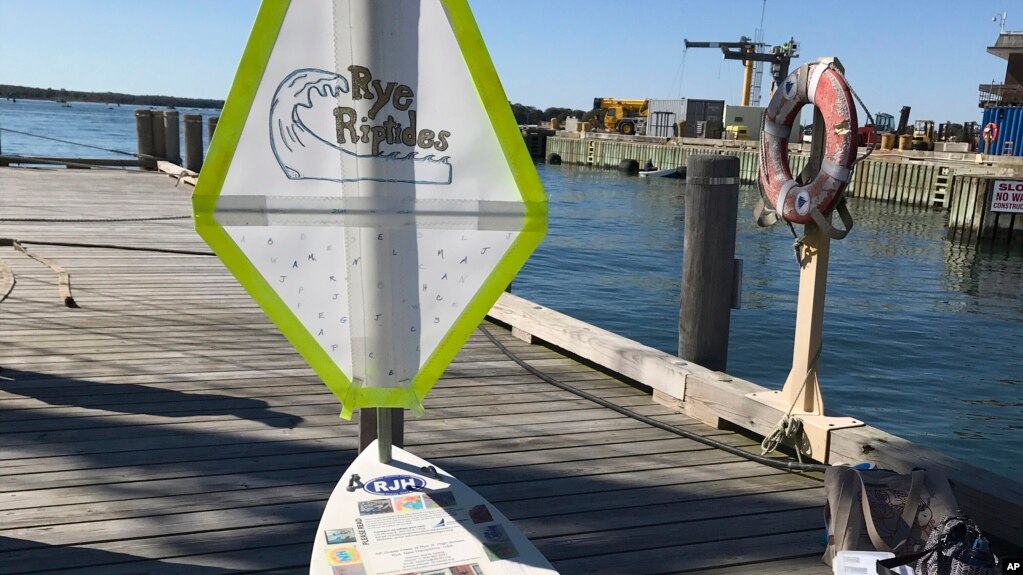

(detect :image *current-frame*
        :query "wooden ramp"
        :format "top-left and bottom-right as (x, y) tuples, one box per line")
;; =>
(0, 168), (829, 574)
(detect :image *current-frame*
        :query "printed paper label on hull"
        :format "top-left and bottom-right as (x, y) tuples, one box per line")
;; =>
(310, 442), (558, 575)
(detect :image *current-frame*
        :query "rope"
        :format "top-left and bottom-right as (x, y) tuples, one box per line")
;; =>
(479, 324), (829, 473)
(0, 257), (14, 303)
(171, 169), (197, 188)
(1, 156), (139, 171)
(0, 215), (190, 223)
(786, 220), (804, 265)
(18, 240), (214, 257)
(0, 127), (150, 159)
(8, 240), (77, 308)
(0, 238), (214, 307)
(759, 344), (823, 461)
(762, 415), (806, 464)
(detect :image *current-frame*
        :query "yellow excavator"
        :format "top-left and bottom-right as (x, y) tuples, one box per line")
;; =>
(593, 98), (648, 135)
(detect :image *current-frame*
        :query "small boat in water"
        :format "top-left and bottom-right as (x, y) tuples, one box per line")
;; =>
(639, 166), (686, 179)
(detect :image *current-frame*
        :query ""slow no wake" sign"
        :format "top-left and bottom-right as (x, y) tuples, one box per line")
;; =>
(992, 179), (1023, 213)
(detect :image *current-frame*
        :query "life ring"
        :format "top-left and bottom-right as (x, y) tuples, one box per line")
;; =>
(983, 122), (998, 141)
(759, 62), (858, 225)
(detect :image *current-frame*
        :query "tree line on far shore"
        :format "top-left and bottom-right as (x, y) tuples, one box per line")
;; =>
(0, 85), (224, 109)
(1, 84), (587, 126)
(511, 103), (599, 126)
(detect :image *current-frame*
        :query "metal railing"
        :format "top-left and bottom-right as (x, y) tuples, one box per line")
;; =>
(978, 82), (1023, 107)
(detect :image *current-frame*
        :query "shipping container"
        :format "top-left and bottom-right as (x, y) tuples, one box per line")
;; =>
(646, 99), (686, 137)
(646, 98), (725, 138)
(979, 106), (1023, 156)
(685, 100), (725, 138)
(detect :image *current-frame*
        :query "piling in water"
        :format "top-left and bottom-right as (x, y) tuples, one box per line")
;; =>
(134, 109), (156, 170)
(151, 112), (167, 161)
(163, 110), (180, 165)
(183, 114), (203, 173)
(679, 155), (739, 371)
(207, 116), (219, 141)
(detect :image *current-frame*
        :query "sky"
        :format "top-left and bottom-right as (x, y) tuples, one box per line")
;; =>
(0, 0), (1016, 124)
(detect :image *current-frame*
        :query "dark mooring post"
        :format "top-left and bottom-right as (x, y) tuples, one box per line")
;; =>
(679, 155), (740, 372)
(163, 109), (181, 165)
(207, 116), (219, 141)
(151, 111), (167, 161)
(359, 408), (404, 453)
(134, 109), (156, 170)
(183, 114), (204, 173)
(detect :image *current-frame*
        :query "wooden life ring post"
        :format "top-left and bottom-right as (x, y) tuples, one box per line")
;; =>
(747, 57), (864, 462)
(982, 122), (998, 156)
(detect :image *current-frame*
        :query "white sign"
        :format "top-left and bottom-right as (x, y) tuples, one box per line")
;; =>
(311, 442), (559, 575)
(991, 179), (1023, 213)
(193, 0), (546, 418)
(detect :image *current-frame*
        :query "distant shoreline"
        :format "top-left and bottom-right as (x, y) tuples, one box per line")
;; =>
(0, 84), (223, 109)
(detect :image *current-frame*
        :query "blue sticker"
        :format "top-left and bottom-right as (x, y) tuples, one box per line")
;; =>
(784, 78), (797, 100)
(796, 191), (811, 215)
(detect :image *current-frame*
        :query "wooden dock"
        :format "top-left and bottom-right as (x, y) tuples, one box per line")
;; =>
(0, 168), (834, 573)
(1, 167), (1019, 574)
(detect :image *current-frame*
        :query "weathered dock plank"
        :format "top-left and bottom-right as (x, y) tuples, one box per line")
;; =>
(1, 167), (831, 574)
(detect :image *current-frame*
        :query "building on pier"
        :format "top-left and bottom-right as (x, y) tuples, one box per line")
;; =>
(979, 31), (1023, 155)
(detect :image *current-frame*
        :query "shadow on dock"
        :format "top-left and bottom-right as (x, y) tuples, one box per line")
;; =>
(0, 536), (237, 575)
(0, 369), (305, 429)
(0, 359), (828, 573)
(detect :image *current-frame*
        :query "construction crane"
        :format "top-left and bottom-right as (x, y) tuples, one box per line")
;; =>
(683, 36), (799, 105)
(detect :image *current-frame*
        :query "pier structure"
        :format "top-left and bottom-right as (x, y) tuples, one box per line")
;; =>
(545, 133), (1023, 247)
(2, 161), (1021, 572)
(979, 30), (1023, 156)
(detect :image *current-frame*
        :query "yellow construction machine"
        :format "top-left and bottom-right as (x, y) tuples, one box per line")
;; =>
(913, 120), (935, 151)
(593, 98), (649, 135)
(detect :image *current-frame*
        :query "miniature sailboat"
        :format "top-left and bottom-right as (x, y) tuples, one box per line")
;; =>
(193, 1), (552, 571)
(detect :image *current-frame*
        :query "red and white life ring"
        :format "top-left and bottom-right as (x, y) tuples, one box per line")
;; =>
(983, 122), (998, 141)
(759, 62), (858, 225)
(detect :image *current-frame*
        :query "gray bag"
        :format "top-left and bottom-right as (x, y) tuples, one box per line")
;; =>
(823, 466), (959, 566)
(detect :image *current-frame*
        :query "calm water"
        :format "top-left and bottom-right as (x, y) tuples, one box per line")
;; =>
(0, 98), (217, 159)
(518, 166), (1023, 479)
(2, 99), (1021, 478)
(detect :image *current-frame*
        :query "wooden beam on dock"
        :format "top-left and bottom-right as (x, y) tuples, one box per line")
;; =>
(488, 291), (1023, 548)
(156, 160), (198, 186)
(0, 156), (141, 169)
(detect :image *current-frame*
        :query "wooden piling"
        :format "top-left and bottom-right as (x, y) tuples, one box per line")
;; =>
(207, 116), (219, 140)
(679, 155), (739, 372)
(134, 109), (156, 170)
(163, 109), (181, 165)
(151, 111), (167, 161)
(183, 114), (204, 173)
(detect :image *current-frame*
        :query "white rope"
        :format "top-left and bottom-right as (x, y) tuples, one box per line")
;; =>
(760, 345), (823, 462)
(761, 414), (805, 464)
